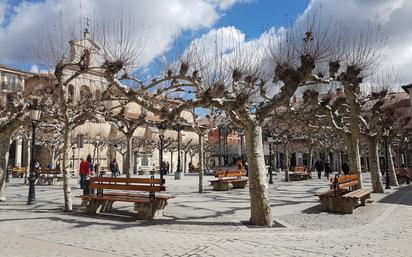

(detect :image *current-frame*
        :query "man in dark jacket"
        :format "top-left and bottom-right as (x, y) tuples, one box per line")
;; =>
(314, 160), (324, 179)
(342, 161), (350, 175)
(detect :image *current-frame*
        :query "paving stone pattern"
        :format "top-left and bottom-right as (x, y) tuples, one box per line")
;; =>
(0, 172), (411, 257)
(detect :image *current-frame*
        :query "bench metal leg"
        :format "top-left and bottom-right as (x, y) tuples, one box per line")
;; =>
(100, 200), (114, 213)
(86, 199), (103, 214)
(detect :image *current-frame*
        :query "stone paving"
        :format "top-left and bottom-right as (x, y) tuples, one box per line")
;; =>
(0, 172), (411, 257)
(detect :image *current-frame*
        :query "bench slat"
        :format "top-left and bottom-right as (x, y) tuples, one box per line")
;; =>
(90, 183), (165, 192)
(91, 177), (164, 184)
(80, 195), (151, 203)
(103, 192), (175, 200)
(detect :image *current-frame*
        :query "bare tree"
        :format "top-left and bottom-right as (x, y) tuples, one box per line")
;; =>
(97, 101), (148, 177)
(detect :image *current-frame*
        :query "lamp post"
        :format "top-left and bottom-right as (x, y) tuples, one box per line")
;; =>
(274, 137), (282, 172)
(267, 136), (274, 184)
(27, 103), (41, 205)
(174, 123), (184, 180)
(384, 131), (391, 189)
(158, 122), (167, 184)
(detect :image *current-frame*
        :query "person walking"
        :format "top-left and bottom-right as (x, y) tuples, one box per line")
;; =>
(79, 158), (90, 189)
(166, 161), (170, 175)
(110, 159), (119, 178)
(86, 154), (93, 175)
(342, 161), (350, 175)
(314, 159), (324, 179)
(324, 162), (332, 179)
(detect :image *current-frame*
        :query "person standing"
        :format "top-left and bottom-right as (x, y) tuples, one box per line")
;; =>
(79, 158), (90, 189)
(314, 160), (324, 179)
(324, 162), (332, 179)
(86, 154), (93, 175)
(342, 161), (350, 175)
(110, 159), (119, 178)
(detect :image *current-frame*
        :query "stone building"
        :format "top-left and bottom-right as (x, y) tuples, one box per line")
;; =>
(0, 65), (32, 169)
(4, 31), (200, 175)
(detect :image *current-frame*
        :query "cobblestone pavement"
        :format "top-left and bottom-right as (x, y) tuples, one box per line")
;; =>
(0, 172), (411, 257)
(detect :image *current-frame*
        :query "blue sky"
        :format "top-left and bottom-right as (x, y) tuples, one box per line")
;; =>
(1, 0), (412, 84)
(0, 0), (311, 74)
(216, 0), (309, 39)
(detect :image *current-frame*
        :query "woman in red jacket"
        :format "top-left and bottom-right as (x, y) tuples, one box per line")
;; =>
(79, 158), (90, 189)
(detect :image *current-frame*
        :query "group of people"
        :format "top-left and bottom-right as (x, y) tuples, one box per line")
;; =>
(314, 159), (350, 179)
(78, 155), (120, 190)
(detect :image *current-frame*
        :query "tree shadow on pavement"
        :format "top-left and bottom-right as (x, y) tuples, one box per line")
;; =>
(377, 185), (412, 206)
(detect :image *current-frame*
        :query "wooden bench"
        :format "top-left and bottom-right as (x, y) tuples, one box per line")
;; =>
(10, 167), (27, 178)
(395, 167), (412, 184)
(79, 177), (175, 219)
(210, 168), (248, 191)
(289, 166), (311, 181)
(34, 168), (63, 185)
(316, 175), (371, 214)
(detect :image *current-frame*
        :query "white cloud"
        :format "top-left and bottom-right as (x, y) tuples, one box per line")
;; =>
(0, 2), (7, 25)
(302, 0), (412, 85)
(30, 64), (49, 74)
(0, 0), (243, 66)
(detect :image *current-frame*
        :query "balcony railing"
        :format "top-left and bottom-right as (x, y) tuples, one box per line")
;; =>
(1, 82), (22, 91)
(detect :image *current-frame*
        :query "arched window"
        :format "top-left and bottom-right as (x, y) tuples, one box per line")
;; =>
(68, 84), (74, 103)
(95, 89), (102, 99)
(79, 85), (91, 103)
(141, 157), (149, 167)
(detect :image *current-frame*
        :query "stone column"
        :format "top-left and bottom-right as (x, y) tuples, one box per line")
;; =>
(15, 138), (23, 167)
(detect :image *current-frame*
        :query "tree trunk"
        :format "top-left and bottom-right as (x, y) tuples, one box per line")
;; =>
(345, 134), (363, 188)
(367, 136), (384, 193)
(335, 151), (341, 174)
(62, 127), (72, 211)
(183, 152), (187, 173)
(388, 144), (399, 186)
(124, 134), (133, 178)
(0, 133), (11, 201)
(308, 145), (314, 173)
(170, 151), (174, 174)
(0, 126), (17, 201)
(198, 133), (204, 193)
(245, 124), (272, 226)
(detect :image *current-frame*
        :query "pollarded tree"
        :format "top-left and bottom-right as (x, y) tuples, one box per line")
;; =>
(187, 108), (222, 193)
(98, 101), (148, 178)
(102, 18), (354, 226)
(0, 93), (27, 201)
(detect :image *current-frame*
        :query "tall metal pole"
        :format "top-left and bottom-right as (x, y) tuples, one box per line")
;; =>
(269, 142), (273, 184)
(159, 135), (164, 183)
(175, 125), (183, 180)
(384, 135), (391, 189)
(27, 121), (36, 205)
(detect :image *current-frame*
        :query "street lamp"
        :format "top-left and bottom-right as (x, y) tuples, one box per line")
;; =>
(174, 123), (184, 180)
(27, 102), (41, 205)
(274, 137), (282, 172)
(267, 136), (274, 184)
(158, 122), (167, 184)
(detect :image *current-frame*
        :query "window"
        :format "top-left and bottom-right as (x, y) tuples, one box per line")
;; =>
(79, 85), (91, 103)
(68, 85), (74, 102)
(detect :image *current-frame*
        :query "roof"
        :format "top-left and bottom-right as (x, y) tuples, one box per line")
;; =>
(0, 64), (33, 76)
(402, 83), (412, 93)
